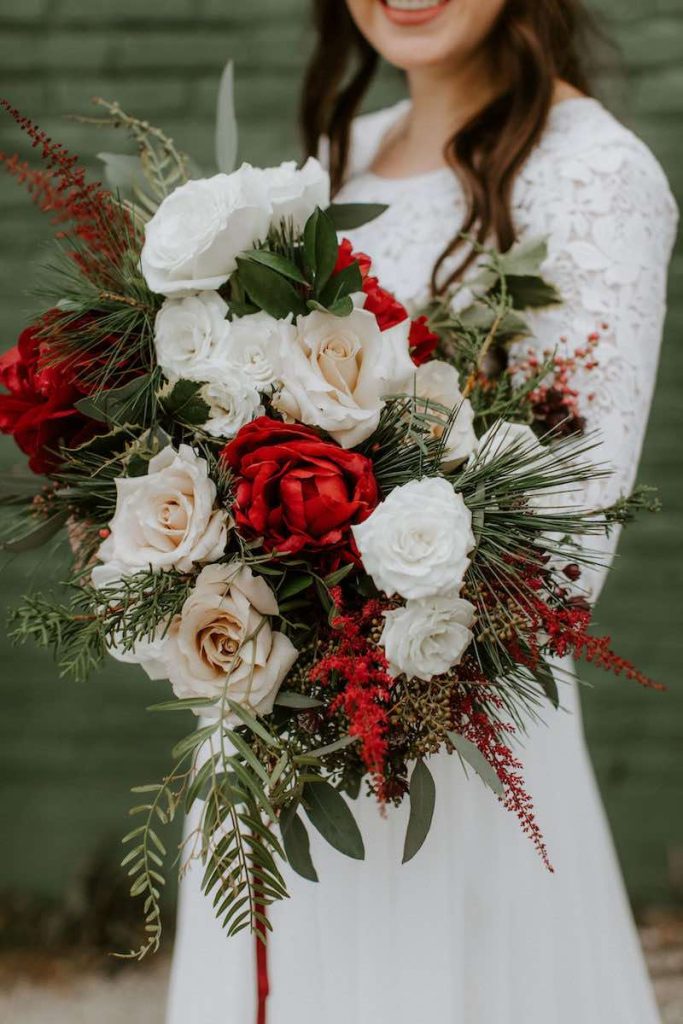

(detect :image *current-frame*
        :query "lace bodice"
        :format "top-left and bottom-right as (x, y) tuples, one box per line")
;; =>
(336, 98), (678, 600)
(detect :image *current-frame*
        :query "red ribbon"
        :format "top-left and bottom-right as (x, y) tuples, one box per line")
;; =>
(255, 901), (269, 1024)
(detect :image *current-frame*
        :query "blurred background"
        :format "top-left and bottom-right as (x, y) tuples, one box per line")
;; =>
(0, 0), (681, 1020)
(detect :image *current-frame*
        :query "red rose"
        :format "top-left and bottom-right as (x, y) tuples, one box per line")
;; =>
(0, 319), (100, 474)
(336, 239), (438, 364)
(222, 418), (380, 564)
(408, 315), (439, 366)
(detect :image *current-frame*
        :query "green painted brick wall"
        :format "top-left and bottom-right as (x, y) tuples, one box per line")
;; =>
(0, 0), (680, 907)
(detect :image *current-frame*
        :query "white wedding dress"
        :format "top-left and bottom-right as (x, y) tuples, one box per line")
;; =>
(166, 98), (677, 1023)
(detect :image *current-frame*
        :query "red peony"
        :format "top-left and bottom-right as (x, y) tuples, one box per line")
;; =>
(222, 418), (380, 563)
(0, 320), (100, 474)
(335, 239), (438, 365)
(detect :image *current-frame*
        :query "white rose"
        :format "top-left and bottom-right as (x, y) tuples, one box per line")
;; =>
(414, 360), (477, 468)
(222, 311), (294, 391)
(474, 421), (572, 512)
(92, 444), (229, 582)
(352, 477), (475, 600)
(260, 157), (330, 232)
(140, 165), (272, 296)
(163, 563), (298, 718)
(381, 595), (476, 681)
(154, 291), (229, 382)
(274, 306), (416, 448)
(475, 421), (541, 467)
(201, 372), (263, 439)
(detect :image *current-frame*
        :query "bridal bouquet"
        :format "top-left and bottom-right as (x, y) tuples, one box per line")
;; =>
(0, 80), (659, 958)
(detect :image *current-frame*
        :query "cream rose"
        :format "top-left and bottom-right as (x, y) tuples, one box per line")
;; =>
(274, 307), (416, 448)
(140, 165), (271, 296)
(260, 157), (330, 232)
(201, 372), (263, 439)
(163, 563), (298, 718)
(222, 311), (294, 391)
(154, 291), (230, 382)
(92, 444), (229, 583)
(381, 595), (476, 681)
(352, 477), (475, 600)
(414, 360), (477, 468)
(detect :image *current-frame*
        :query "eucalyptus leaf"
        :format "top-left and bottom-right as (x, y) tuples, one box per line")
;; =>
(97, 152), (149, 197)
(280, 805), (319, 882)
(215, 60), (239, 174)
(327, 202), (388, 230)
(303, 781), (365, 860)
(402, 759), (436, 864)
(278, 575), (314, 600)
(448, 731), (504, 797)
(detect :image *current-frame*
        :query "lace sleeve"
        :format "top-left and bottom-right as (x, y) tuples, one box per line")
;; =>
(510, 136), (678, 602)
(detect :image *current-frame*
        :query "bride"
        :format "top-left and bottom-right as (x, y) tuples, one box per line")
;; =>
(166, 1), (677, 1021)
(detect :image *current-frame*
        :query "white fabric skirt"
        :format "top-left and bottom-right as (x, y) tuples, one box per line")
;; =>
(165, 659), (660, 1023)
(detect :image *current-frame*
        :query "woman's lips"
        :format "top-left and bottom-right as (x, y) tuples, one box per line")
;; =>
(380, 0), (450, 26)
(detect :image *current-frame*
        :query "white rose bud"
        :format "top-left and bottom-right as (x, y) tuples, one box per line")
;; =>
(381, 595), (476, 681)
(163, 563), (298, 719)
(92, 444), (229, 582)
(352, 477), (475, 600)
(200, 373), (263, 439)
(261, 157), (330, 232)
(223, 311), (295, 391)
(154, 291), (229, 383)
(414, 359), (477, 468)
(140, 165), (272, 296)
(274, 306), (416, 449)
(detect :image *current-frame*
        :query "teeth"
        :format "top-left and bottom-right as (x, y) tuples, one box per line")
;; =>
(385, 0), (446, 9)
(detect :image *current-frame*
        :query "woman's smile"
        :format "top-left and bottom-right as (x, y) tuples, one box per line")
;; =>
(380, 0), (451, 27)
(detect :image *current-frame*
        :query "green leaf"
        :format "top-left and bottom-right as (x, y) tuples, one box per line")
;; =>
(447, 731), (504, 797)
(160, 378), (210, 426)
(278, 574), (314, 600)
(171, 723), (219, 761)
(302, 780), (365, 860)
(318, 261), (363, 307)
(497, 237), (548, 278)
(323, 563), (355, 587)
(505, 275), (562, 310)
(302, 734), (358, 760)
(535, 663), (560, 709)
(147, 696), (219, 713)
(215, 60), (239, 174)
(327, 296), (354, 318)
(280, 804), (319, 882)
(234, 257), (306, 319)
(242, 249), (307, 285)
(274, 691), (323, 710)
(402, 759), (436, 864)
(226, 699), (278, 747)
(326, 202), (388, 230)
(2, 510), (67, 553)
(75, 374), (154, 427)
(303, 207), (338, 291)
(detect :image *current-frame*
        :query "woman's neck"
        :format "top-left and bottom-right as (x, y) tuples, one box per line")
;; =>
(370, 55), (499, 178)
(371, 60), (583, 180)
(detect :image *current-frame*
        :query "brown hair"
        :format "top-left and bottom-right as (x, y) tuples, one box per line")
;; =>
(301, 0), (595, 293)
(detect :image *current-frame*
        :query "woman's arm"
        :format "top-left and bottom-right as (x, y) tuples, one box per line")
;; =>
(510, 134), (678, 602)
